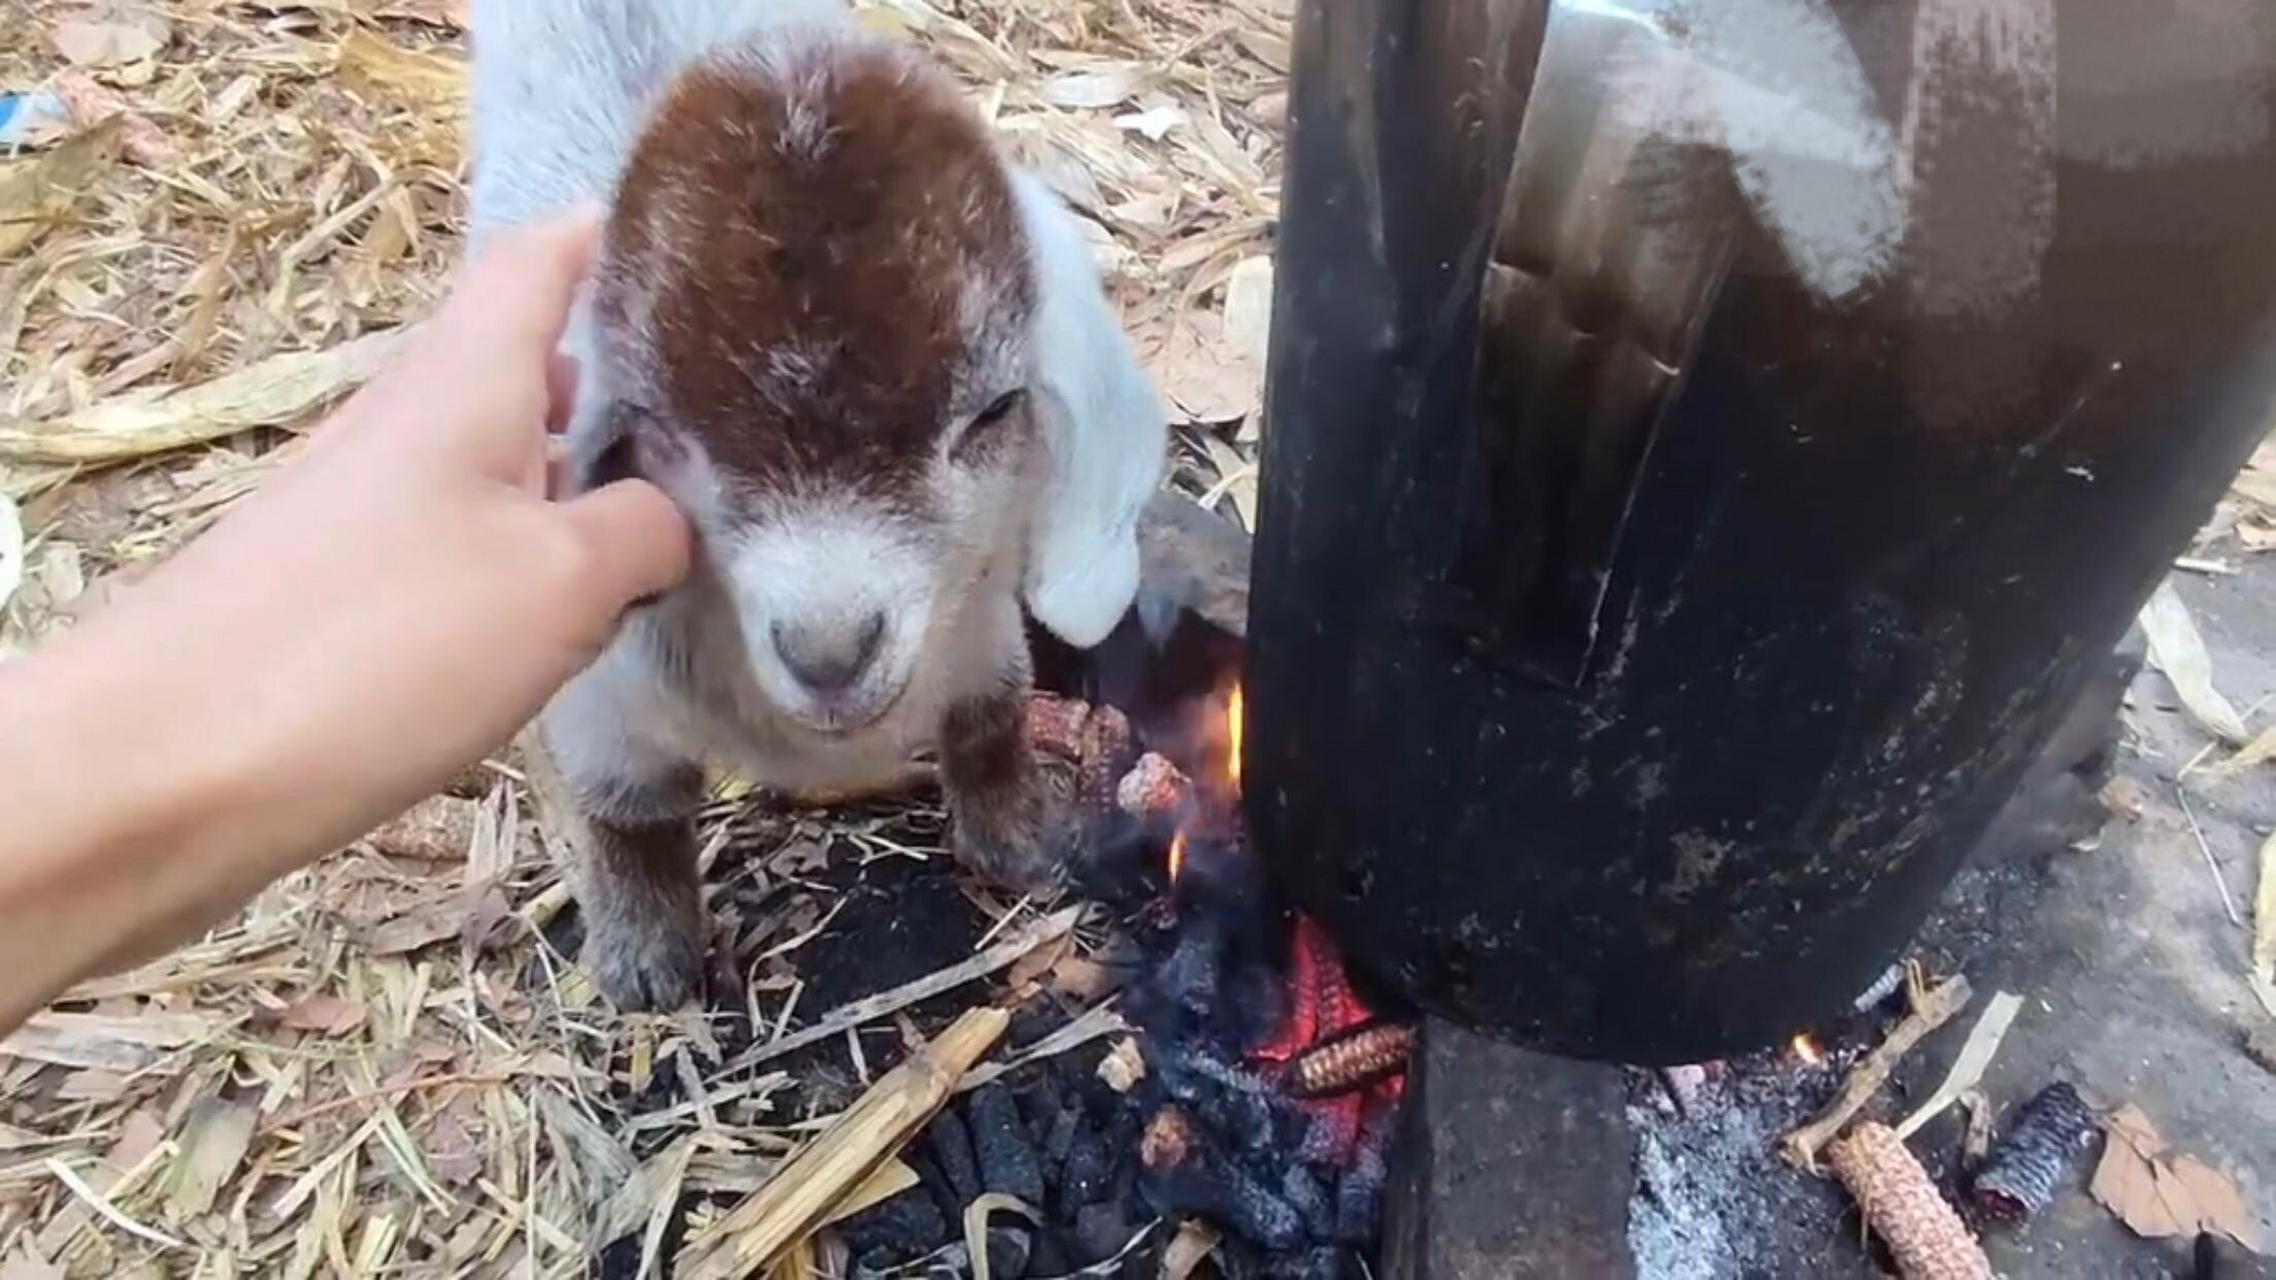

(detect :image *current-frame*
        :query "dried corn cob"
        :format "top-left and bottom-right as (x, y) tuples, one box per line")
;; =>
(1281, 1021), (1417, 1099)
(1971, 1081), (2097, 1223)
(1024, 693), (1135, 816)
(1024, 692), (1092, 758)
(1116, 751), (1193, 820)
(1828, 1122), (1993, 1280)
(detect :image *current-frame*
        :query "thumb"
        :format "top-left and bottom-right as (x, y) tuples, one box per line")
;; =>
(560, 479), (694, 610)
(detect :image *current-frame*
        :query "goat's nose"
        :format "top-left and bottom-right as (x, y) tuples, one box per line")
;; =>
(772, 613), (886, 696)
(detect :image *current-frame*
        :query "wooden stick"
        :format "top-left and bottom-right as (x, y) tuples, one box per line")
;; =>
(677, 1006), (1011, 1279)
(1827, 1121), (1992, 1280)
(1782, 974), (1972, 1170)
(1893, 990), (2022, 1139)
(711, 908), (1077, 1078)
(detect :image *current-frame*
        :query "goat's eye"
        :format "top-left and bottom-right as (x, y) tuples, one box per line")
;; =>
(972, 389), (1025, 429)
(951, 390), (1027, 463)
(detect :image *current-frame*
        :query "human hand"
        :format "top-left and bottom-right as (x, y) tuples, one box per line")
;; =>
(54, 208), (685, 907)
(0, 207), (687, 1022)
(184, 206), (689, 818)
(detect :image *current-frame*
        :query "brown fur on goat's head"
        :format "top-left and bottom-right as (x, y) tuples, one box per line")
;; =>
(596, 35), (1037, 495)
(587, 33), (1047, 736)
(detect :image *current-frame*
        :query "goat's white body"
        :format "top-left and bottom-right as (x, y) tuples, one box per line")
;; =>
(469, 0), (1165, 811)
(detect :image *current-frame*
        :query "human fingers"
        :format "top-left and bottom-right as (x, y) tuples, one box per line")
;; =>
(543, 436), (572, 500)
(433, 207), (604, 362)
(370, 208), (603, 469)
(557, 478), (694, 621)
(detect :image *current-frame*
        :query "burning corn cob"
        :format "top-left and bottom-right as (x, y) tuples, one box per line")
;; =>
(1281, 1021), (1417, 1100)
(1116, 751), (1193, 820)
(1024, 693), (1135, 816)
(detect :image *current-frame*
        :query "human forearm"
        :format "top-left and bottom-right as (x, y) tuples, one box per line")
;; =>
(0, 605), (273, 1033)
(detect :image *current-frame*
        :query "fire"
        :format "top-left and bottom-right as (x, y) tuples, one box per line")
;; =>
(1226, 684), (1244, 789)
(1162, 682), (1238, 888)
(1791, 1032), (1825, 1065)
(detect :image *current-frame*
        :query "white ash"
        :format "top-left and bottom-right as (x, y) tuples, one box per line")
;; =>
(1629, 1119), (1742, 1278)
(1625, 1054), (1872, 1280)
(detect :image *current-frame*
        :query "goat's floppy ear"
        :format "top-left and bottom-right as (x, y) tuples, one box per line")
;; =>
(1011, 171), (1169, 649)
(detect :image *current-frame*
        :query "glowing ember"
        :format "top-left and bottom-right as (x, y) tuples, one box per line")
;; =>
(1167, 829), (1188, 883)
(1247, 914), (1404, 1162)
(1791, 1033), (1825, 1065)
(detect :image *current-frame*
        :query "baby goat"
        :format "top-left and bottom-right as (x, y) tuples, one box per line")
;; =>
(466, 0), (1168, 1009)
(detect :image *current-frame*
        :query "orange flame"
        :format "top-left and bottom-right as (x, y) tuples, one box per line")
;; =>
(1227, 684), (1244, 790)
(1167, 829), (1188, 883)
(1791, 1033), (1824, 1066)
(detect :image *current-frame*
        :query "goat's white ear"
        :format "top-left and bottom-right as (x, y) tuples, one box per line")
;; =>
(1011, 171), (1169, 649)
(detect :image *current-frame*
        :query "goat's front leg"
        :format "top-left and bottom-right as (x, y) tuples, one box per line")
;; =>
(541, 673), (709, 1012)
(939, 605), (1084, 894)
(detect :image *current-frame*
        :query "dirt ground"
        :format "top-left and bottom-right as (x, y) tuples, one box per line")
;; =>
(1898, 556), (2276, 1277)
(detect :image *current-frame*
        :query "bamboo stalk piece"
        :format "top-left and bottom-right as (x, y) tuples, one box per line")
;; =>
(676, 1006), (1011, 1279)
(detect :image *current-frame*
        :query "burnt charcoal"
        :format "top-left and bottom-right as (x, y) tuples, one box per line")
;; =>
(1145, 1158), (1305, 1253)
(838, 1188), (948, 1266)
(1153, 920), (1226, 1020)
(1010, 1001), (1067, 1051)
(856, 1242), (967, 1279)
(1276, 1162), (1335, 1241)
(1041, 1100), (1083, 1172)
(1332, 1108), (1395, 1243)
(1263, 1246), (1346, 1280)
(1296, 1099), (1365, 1164)
(903, 1148), (964, 1228)
(1971, 1080), (2099, 1222)
(1027, 1231), (1071, 1278)
(1058, 1120), (1117, 1210)
(1222, 1237), (1283, 1280)
(1072, 1199), (1136, 1265)
(1106, 1098), (1148, 1155)
(982, 1225), (1033, 1279)
(596, 1236), (641, 1280)
(1851, 962), (1906, 1012)
(1018, 1070), (1067, 1128)
(969, 1083), (1047, 1204)
(924, 1109), (983, 1209)
(1172, 1049), (1287, 1152)
(1333, 1168), (1383, 1244)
